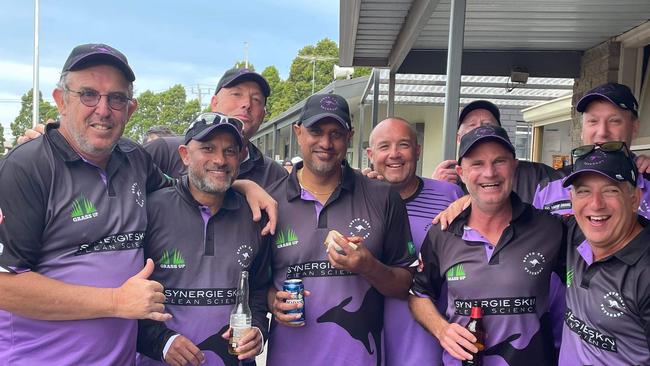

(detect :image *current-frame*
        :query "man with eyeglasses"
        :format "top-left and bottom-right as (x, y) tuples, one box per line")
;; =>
(137, 113), (272, 366)
(0, 44), (275, 365)
(559, 144), (650, 365)
(533, 83), (650, 218)
(144, 68), (288, 187)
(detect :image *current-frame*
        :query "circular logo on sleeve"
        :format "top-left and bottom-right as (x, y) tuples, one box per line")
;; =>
(523, 252), (546, 275)
(348, 218), (371, 239)
(131, 183), (145, 208)
(601, 291), (626, 318)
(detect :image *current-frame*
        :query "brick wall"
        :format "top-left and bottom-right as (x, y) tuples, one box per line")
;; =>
(571, 40), (622, 146)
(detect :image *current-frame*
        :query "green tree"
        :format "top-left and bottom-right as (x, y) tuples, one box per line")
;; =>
(10, 89), (58, 143)
(261, 65), (290, 120)
(287, 38), (339, 104)
(233, 61), (255, 71)
(0, 123), (5, 154)
(124, 85), (200, 142)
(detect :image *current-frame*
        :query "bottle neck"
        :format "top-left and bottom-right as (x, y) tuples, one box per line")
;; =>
(236, 271), (249, 306)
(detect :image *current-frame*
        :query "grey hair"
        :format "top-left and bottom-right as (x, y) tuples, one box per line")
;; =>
(57, 71), (134, 98)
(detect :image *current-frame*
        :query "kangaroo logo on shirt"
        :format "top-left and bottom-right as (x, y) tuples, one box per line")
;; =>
(131, 182), (145, 208)
(523, 252), (546, 276)
(601, 291), (626, 318)
(70, 195), (98, 222)
(159, 248), (186, 269)
(348, 218), (371, 239)
(236, 245), (253, 268)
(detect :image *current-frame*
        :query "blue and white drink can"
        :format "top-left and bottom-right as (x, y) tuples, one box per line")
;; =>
(283, 279), (305, 325)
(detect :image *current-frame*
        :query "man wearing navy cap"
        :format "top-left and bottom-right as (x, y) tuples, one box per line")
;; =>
(144, 67), (287, 187)
(266, 94), (417, 366)
(560, 143), (650, 365)
(533, 82), (650, 218)
(411, 125), (566, 366)
(137, 113), (272, 366)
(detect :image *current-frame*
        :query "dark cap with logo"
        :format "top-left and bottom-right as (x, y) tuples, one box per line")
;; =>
(184, 113), (244, 148)
(298, 94), (352, 130)
(215, 68), (271, 98)
(458, 125), (515, 162)
(458, 100), (501, 128)
(562, 148), (637, 188)
(576, 82), (639, 117)
(62, 43), (135, 82)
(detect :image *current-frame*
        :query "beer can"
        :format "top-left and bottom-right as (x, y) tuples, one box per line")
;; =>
(283, 279), (305, 325)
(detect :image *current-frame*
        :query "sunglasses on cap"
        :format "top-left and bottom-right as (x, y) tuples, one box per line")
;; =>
(185, 112), (244, 134)
(570, 141), (630, 165)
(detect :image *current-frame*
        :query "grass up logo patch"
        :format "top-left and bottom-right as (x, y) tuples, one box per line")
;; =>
(275, 227), (299, 248)
(446, 263), (466, 281)
(71, 196), (98, 222)
(159, 249), (186, 269)
(566, 267), (575, 288)
(407, 241), (416, 256)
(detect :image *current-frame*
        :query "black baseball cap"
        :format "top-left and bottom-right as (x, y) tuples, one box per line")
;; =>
(576, 82), (639, 117)
(562, 147), (637, 188)
(458, 100), (501, 129)
(62, 43), (135, 82)
(184, 112), (244, 148)
(215, 68), (271, 98)
(298, 94), (352, 130)
(458, 125), (515, 162)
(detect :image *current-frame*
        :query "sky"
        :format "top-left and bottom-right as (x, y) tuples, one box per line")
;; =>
(0, 0), (340, 141)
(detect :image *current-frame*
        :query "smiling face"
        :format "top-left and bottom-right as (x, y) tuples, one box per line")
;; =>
(367, 118), (420, 188)
(581, 99), (639, 146)
(294, 118), (352, 177)
(53, 64), (137, 163)
(179, 129), (241, 194)
(570, 172), (640, 256)
(457, 141), (517, 213)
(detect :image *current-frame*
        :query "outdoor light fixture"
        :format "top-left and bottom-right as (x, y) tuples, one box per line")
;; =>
(506, 67), (529, 92)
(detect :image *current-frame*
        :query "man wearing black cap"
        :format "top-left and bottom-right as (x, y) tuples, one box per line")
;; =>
(533, 82), (650, 218)
(410, 125), (566, 366)
(433, 100), (559, 204)
(137, 113), (271, 366)
(559, 144), (650, 365)
(144, 67), (287, 187)
(266, 94), (417, 365)
(0, 44), (275, 365)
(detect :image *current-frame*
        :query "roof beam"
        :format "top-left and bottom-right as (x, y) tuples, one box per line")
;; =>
(339, 0), (362, 66)
(388, 0), (440, 72)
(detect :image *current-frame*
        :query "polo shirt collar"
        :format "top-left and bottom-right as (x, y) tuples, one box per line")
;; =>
(176, 174), (240, 211)
(286, 160), (355, 201)
(611, 215), (650, 266)
(448, 192), (528, 236)
(238, 142), (263, 176)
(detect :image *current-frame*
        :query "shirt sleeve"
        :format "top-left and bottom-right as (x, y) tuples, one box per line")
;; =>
(137, 319), (178, 361)
(636, 266), (650, 350)
(381, 187), (418, 267)
(142, 145), (175, 193)
(249, 217), (272, 342)
(0, 155), (49, 272)
(410, 227), (444, 301)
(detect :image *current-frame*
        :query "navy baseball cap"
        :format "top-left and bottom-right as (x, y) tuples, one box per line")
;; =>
(298, 94), (352, 130)
(562, 145), (637, 188)
(458, 125), (515, 162)
(62, 43), (135, 82)
(576, 82), (639, 117)
(215, 68), (271, 98)
(458, 100), (501, 129)
(184, 112), (245, 148)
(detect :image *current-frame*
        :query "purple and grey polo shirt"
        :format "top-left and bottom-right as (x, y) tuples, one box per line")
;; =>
(265, 161), (417, 366)
(136, 176), (272, 366)
(559, 217), (650, 365)
(0, 123), (171, 365)
(533, 163), (650, 218)
(384, 177), (463, 366)
(412, 194), (566, 366)
(145, 137), (287, 187)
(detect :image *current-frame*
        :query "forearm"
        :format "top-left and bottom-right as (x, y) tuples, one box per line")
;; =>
(408, 294), (448, 339)
(137, 319), (177, 361)
(0, 272), (116, 320)
(361, 261), (413, 299)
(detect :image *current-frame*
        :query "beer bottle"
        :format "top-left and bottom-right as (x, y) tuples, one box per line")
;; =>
(462, 306), (486, 366)
(228, 270), (252, 355)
